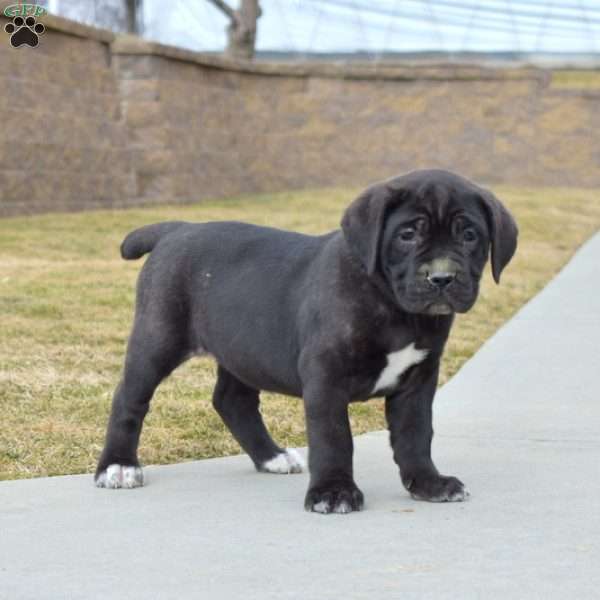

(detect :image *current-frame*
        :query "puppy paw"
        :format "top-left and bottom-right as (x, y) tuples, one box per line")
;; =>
(95, 464), (144, 489)
(407, 474), (469, 502)
(305, 481), (364, 514)
(259, 448), (305, 474)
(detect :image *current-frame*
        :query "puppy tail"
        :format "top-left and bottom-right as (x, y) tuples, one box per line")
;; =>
(120, 221), (188, 260)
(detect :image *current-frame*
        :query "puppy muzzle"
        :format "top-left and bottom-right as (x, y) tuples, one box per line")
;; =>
(401, 258), (478, 315)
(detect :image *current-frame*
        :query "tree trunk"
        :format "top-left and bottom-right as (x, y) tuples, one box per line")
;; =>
(124, 0), (141, 34)
(226, 0), (260, 60)
(208, 0), (260, 60)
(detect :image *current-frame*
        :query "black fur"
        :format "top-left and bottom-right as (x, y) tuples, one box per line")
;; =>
(96, 169), (518, 513)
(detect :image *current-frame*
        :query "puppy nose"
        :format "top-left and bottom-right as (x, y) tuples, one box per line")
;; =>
(427, 272), (455, 288)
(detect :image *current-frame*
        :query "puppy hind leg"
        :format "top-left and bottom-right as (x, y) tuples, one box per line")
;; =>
(212, 365), (304, 474)
(95, 321), (188, 489)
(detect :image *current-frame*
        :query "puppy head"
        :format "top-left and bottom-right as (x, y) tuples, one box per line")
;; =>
(341, 169), (518, 315)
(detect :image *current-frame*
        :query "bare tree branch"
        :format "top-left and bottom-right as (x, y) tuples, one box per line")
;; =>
(207, 0), (237, 23)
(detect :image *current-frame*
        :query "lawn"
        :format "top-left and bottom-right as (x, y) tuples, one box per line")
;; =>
(1, 185), (599, 480)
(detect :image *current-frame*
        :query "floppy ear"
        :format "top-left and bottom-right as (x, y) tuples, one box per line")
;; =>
(479, 190), (518, 284)
(341, 183), (396, 275)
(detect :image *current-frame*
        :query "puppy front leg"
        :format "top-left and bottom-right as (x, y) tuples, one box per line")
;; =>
(386, 360), (469, 502)
(302, 384), (364, 514)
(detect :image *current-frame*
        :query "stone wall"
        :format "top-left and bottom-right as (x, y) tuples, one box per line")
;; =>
(0, 11), (137, 215)
(1, 10), (599, 216)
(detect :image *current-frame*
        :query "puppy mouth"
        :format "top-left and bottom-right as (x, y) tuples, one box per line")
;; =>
(425, 301), (454, 315)
(397, 279), (478, 315)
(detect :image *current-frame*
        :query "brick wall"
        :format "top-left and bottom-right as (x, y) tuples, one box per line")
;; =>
(0, 12), (137, 215)
(1, 11), (599, 216)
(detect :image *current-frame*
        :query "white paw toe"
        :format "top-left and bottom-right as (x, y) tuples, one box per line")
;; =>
(95, 464), (144, 489)
(284, 448), (305, 473)
(260, 448), (305, 474)
(312, 500), (331, 514)
(333, 500), (352, 514)
(449, 488), (470, 502)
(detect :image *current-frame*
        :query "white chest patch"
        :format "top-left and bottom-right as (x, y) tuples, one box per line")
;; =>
(372, 343), (429, 394)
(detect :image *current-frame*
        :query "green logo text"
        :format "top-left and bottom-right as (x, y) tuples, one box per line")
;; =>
(3, 4), (47, 18)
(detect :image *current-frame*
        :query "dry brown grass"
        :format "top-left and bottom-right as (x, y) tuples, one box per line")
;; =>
(1, 185), (599, 480)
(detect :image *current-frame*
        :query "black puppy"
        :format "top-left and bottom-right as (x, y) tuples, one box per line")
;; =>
(95, 169), (517, 514)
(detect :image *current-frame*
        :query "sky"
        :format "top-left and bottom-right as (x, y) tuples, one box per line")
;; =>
(147, 0), (600, 54)
(49, 0), (600, 55)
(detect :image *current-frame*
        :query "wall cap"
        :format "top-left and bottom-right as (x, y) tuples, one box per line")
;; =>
(111, 36), (550, 82)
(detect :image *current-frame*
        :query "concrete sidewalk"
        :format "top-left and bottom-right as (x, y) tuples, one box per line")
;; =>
(2, 233), (599, 600)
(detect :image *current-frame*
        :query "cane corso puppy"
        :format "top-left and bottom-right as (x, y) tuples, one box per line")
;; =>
(95, 169), (517, 513)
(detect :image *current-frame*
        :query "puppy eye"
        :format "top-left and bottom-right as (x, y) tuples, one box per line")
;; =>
(463, 228), (477, 243)
(398, 228), (417, 242)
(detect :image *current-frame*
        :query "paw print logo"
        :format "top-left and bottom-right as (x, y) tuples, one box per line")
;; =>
(4, 15), (45, 48)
